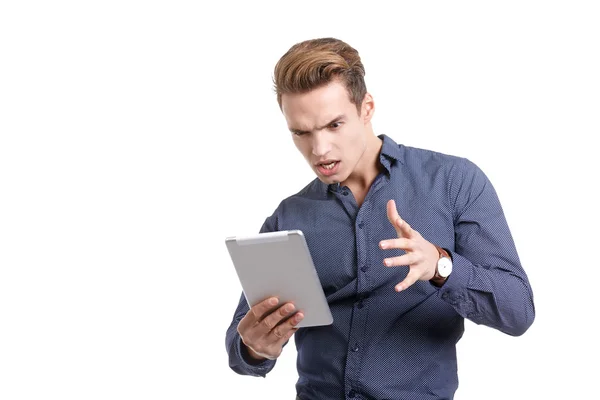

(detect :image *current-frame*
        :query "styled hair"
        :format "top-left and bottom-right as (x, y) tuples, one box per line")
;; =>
(273, 38), (367, 113)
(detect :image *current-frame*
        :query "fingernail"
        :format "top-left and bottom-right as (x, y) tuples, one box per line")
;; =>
(295, 313), (303, 322)
(384, 259), (391, 266)
(286, 304), (295, 312)
(269, 298), (278, 306)
(380, 242), (387, 249)
(396, 218), (403, 226)
(395, 285), (403, 292)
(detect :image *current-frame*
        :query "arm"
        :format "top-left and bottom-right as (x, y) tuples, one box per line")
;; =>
(439, 158), (535, 336)
(224, 214), (301, 376)
(225, 293), (277, 377)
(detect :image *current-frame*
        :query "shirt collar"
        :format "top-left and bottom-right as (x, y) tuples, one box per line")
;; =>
(378, 134), (404, 171)
(324, 134), (404, 193)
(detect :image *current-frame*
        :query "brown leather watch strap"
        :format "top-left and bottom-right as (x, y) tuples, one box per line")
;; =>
(435, 245), (451, 260)
(431, 244), (451, 286)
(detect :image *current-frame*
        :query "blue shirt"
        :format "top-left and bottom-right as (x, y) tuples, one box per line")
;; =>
(225, 134), (535, 400)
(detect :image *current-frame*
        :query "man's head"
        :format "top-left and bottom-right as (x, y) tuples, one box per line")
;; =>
(273, 38), (377, 185)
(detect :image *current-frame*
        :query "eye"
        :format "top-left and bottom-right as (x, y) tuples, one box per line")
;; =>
(293, 131), (307, 136)
(329, 121), (342, 130)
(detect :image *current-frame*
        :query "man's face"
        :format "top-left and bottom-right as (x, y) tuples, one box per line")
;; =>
(281, 80), (373, 185)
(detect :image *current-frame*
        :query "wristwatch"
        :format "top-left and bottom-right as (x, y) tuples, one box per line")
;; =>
(431, 244), (452, 285)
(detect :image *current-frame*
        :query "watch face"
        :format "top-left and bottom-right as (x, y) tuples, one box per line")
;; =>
(438, 257), (452, 278)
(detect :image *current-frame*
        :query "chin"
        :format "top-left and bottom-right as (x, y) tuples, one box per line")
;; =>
(310, 161), (348, 185)
(312, 172), (335, 184)
(314, 172), (346, 186)
(314, 175), (333, 184)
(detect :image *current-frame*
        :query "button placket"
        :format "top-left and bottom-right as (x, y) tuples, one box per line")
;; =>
(344, 197), (371, 398)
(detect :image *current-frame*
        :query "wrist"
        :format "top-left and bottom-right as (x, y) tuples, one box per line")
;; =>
(247, 346), (266, 361)
(431, 245), (452, 287)
(240, 340), (268, 365)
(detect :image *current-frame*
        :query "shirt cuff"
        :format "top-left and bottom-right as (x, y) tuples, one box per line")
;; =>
(434, 250), (475, 315)
(236, 337), (275, 376)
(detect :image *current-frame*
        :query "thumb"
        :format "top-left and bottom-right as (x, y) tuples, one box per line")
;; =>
(395, 268), (420, 292)
(386, 199), (403, 235)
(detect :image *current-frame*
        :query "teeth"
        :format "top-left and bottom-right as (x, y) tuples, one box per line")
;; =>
(322, 162), (336, 170)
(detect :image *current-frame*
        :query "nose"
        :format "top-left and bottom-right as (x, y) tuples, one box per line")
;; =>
(311, 131), (332, 157)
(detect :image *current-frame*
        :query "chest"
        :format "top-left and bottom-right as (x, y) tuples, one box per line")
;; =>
(275, 183), (455, 298)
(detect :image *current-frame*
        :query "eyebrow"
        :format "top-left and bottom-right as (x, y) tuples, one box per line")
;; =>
(289, 114), (345, 135)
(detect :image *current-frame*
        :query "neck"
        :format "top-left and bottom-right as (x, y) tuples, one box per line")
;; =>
(341, 133), (384, 192)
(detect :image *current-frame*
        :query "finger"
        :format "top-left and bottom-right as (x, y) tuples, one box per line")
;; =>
(386, 200), (402, 236)
(396, 218), (416, 239)
(239, 298), (278, 333)
(248, 296), (279, 321)
(277, 327), (299, 346)
(238, 297), (279, 333)
(283, 327), (299, 343)
(383, 253), (419, 267)
(395, 269), (420, 292)
(379, 238), (413, 250)
(387, 200), (415, 238)
(260, 302), (296, 334)
(273, 312), (303, 342)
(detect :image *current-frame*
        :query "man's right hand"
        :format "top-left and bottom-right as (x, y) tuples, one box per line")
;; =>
(237, 297), (304, 361)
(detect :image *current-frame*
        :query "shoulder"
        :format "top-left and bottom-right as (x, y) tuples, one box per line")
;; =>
(401, 144), (469, 169)
(399, 145), (491, 203)
(294, 177), (326, 198)
(261, 178), (325, 231)
(398, 144), (484, 181)
(278, 178), (327, 210)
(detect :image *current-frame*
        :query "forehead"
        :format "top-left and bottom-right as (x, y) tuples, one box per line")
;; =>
(281, 81), (355, 127)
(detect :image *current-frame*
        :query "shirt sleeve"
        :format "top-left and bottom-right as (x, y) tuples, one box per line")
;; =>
(225, 292), (277, 377)
(437, 158), (535, 336)
(225, 215), (278, 377)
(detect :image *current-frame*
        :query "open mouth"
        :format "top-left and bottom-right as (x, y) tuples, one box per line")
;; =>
(316, 160), (340, 176)
(320, 161), (338, 170)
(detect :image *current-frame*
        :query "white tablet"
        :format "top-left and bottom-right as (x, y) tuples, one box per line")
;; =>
(225, 230), (333, 328)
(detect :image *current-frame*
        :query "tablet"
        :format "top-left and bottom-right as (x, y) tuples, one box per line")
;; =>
(225, 230), (333, 328)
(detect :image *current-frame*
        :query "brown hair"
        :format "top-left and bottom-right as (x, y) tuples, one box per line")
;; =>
(273, 38), (367, 113)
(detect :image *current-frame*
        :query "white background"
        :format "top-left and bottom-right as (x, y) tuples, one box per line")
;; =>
(1, 1), (598, 399)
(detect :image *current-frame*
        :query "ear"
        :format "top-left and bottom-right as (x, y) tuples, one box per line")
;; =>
(360, 93), (375, 124)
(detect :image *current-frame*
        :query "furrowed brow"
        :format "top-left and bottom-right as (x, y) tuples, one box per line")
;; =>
(289, 115), (345, 135)
(317, 115), (345, 130)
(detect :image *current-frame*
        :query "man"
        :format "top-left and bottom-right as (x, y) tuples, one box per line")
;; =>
(225, 37), (535, 400)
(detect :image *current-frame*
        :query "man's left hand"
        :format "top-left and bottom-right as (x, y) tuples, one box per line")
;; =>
(379, 199), (440, 292)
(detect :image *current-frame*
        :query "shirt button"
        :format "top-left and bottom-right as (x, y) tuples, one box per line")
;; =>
(348, 389), (356, 398)
(342, 191), (349, 196)
(358, 222), (364, 229)
(352, 344), (359, 352)
(442, 292), (448, 299)
(360, 265), (368, 272)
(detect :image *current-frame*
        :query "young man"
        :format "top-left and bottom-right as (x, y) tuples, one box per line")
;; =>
(225, 38), (535, 400)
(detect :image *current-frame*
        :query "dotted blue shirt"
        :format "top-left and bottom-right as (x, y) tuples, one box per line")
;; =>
(226, 134), (535, 400)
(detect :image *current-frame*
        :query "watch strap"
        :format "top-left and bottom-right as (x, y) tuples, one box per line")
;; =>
(431, 244), (451, 285)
